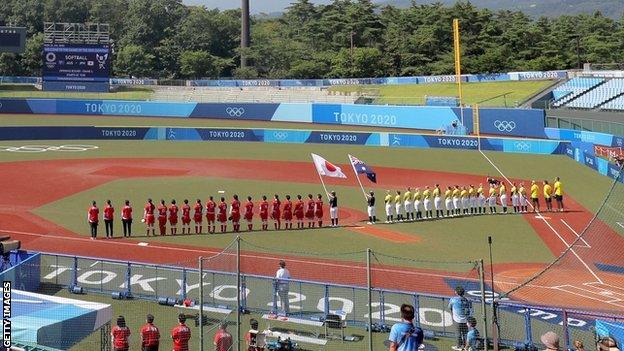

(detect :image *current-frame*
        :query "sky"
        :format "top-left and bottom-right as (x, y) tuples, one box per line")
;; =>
(182, 0), (342, 13)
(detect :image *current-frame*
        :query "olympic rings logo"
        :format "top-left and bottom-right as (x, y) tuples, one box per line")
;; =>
(494, 120), (516, 132)
(225, 107), (245, 117)
(0, 145), (99, 153)
(514, 142), (531, 151)
(273, 131), (288, 140)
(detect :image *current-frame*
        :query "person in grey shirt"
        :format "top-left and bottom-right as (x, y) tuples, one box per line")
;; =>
(275, 260), (291, 317)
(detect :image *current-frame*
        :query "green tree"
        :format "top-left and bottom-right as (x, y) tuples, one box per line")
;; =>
(114, 45), (155, 77)
(179, 50), (231, 79)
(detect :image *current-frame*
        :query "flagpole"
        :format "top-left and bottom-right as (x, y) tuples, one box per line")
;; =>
(348, 154), (368, 200)
(311, 154), (330, 197)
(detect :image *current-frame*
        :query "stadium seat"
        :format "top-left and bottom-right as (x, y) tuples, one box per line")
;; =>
(552, 77), (605, 107)
(566, 78), (624, 109)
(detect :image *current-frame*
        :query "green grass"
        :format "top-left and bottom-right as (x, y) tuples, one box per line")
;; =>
(33, 176), (552, 266)
(0, 84), (153, 100)
(330, 81), (554, 107)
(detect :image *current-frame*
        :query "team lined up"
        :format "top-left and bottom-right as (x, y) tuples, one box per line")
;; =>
(380, 177), (564, 223)
(86, 192), (340, 238)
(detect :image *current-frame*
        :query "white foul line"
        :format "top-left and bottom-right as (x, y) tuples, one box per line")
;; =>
(560, 219), (591, 248)
(478, 150), (603, 284)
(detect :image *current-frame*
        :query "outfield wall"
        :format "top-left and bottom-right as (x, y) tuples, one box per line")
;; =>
(0, 125), (566, 155)
(0, 98), (548, 138)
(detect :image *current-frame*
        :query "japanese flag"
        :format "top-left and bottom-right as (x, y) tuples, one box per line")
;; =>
(311, 153), (347, 178)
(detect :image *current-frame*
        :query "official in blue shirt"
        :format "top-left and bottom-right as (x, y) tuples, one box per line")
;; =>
(465, 316), (480, 351)
(388, 304), (424, 351)
(448, 286), (473, 350)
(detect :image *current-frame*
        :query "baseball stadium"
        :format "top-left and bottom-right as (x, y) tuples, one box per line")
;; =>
(1, 1), (624, 351)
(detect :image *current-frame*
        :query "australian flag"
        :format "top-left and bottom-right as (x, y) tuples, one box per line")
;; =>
(349, 154), (377, 183)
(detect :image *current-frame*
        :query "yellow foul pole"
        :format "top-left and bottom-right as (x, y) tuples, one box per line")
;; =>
(453, 18), (463, 106)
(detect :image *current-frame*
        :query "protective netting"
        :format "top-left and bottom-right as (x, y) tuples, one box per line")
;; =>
(501, 165), (624, 314)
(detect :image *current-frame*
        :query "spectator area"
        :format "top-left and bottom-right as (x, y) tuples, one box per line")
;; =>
(552, 77), (624, 110)
(566, 78), (624, 109)
(552, 77), (604, 107)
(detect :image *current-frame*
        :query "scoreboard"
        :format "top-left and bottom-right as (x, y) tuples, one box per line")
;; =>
(0, 27), (26, 53)
(42, 43), (110, 92)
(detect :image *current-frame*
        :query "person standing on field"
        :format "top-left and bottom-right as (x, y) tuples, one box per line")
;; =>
(543, 180), (553, 212)
(104, 200), (114, 238)
(315, 194), (324, 228)
(275, 260), (291, 317)
(448, 286), (473, 351)
(385, 190), (394, 223)
(387, 304), (423, 351)
(88, 201), (99, 240)
(213, 322), (232, 351)
(394, 190), (403, 222)
(140, 314), (160, 351)
(554, 177), (564, 212)
(171, 314), (191, 351)
(367, 191), (377, 224)
(530, 180), (540, 212)
(111, 315), (131, 351)
(329, 191), (339, 227)
(121, 200), (133, 237)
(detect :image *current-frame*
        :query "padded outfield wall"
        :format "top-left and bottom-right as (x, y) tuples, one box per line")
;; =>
(0, 98), (548, 138)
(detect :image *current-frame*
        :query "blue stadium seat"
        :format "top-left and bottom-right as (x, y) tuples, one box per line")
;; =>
(566, 78), (624, 109)
(552, 77), (605, 107)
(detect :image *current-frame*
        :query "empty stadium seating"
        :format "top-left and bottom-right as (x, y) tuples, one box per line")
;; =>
(566, 78), (624, 109)
(552, 77), (604, 107)
(150, 86), (359, 103)
(601, 94), (624, 111)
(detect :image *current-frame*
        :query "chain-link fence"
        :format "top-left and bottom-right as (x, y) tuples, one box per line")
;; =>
(4, 240), (624, 351)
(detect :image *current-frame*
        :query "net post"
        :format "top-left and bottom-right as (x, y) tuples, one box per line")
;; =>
(479, 259), (489, 351)
(367, 248), (373, 351)
(562, 309), (570, 350)
(236, 236), (241, 351)
(199, 256), (204, 351)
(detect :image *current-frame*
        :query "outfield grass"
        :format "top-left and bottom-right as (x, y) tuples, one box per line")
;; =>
(330, 81), (554, 107)
(0, 84), (153, 100)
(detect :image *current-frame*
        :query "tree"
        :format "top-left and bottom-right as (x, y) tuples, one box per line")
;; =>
(179, 50), (231, 79)
(114, 45), (156, 78)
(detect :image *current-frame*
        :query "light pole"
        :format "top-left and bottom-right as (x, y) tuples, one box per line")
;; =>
(349, 31), (355, 75)
(241, 0), (250, 68)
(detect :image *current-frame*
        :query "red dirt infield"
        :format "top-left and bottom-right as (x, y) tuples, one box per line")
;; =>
(0, 157), (623, 312)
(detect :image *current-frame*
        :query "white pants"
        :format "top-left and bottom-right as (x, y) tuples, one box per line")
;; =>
(469, 197), (477, 208)
(500, 194), (508, 207)
(414, 200), (421, 212)
(385, 203), (393, 216)
(520, 195), (528, 206)
(434, 197), (442, 210)
(511, 194), (519, 207)
(395, 203), (402, 215)
(479, 195), (486, 206)
(488, 196), (497, 207)
(423, 199), (432, 211)
(452, 198), (460, 210)
(461, 198), (469, 209)
(404, 200), (413, 213)
(445, 199), (452, 210)
(330, 207), (338, 219)
(367, 206), (376, 217)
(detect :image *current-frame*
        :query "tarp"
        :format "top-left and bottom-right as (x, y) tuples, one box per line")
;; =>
(596, 320), (624, 346)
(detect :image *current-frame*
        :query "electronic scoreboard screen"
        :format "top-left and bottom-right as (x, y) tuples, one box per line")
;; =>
(0, 27), (26, 53)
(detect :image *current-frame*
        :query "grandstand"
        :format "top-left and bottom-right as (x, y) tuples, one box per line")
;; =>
(550, 74), (624, 111)
(551, 77), (604, 107)
(150, 86), (360, 104)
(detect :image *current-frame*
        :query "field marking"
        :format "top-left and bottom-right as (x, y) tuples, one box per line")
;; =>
(552, 284), (624, 307)
(617, 222), (624, 229)
(478, 149), (604, 284)
(0, 228), (550, 289)
(560, 219), (591, 248)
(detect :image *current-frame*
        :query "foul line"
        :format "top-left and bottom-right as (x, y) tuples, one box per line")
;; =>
(560, 219), (591, 248)
(478, 149), (603, 284)
(617, 222), (624, 229)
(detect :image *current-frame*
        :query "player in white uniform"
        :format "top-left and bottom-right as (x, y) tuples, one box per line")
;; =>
(433, 184), (443, 218)
(413, 188), (422, 220)
(452, 186), (461, 217)
(384, 191), (394, 223)
(422, 186), (432, 219)
(403, 187), (413, 221)
(394, 191), (403, 222)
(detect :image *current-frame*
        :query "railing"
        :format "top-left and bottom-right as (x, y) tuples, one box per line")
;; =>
(546, 116), (624, 136)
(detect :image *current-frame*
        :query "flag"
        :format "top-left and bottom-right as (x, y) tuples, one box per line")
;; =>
(311, 153), (347, 178)
(349, 154), (377, 183)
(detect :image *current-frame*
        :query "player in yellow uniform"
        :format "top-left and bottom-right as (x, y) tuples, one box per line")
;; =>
(422, 186), (432, 219)
(444, 186), (453, 217)
(510, 183), (519, 213)
(413, 188), (422, 220)
(452, 186), (461, 216)
(384, 190), (394, 223)
(433, 184), (442, 218)
(530, 180), (540, 212)
(468, 185), (476, 215)
(460, 187), (469, 215)
(394, 191), (404, 222)
(403, 187), (413, 221)
(477, 183), (486, 214)
(554, 177), (564, 212)
(499, 183), (508, 214)
(519, 183), (528, 213)
(543, 180), (553, 212)
(488, 184), (498, 214)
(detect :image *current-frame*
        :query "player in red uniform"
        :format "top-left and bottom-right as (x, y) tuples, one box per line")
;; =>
(157, 199), (168, 236)
(169, 199), (179, 235)
(143, 198), (156, 236)
(271, 194), (282, 230)
(230, 195), (241, 232)
(305, 194), (316, 228)
(315, 194), (324, 227)
(181, 199), (191, 234)
(259, 195), (269, 230)
(206, 196), (216, 234)
(88, 201), (99, 240)
(193, 199), (203, 234)
(282, 195), (293, 230)
(121, 200), (132, 237)
(171, 314), (191, 351)
(294, 195), (305, 229)
(217, 197), (228, 233)
(244, 196), (254, 231)
(103, 199), (114, 238)
(140, 314), (160, 351)
(111, 315), (130, 351)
